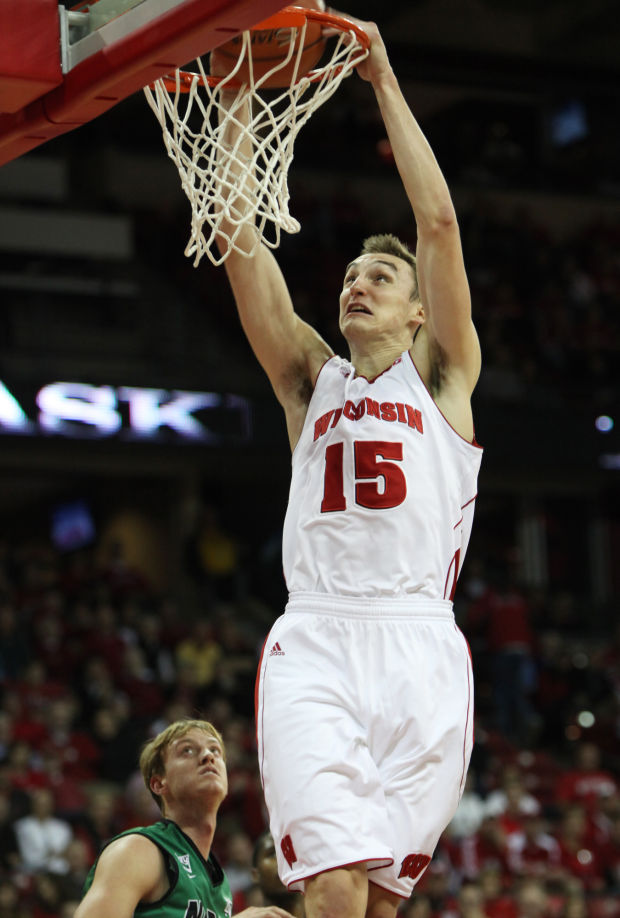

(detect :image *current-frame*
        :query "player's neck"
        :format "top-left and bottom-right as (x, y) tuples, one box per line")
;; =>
(167, 806), (217, 859)
(349, 339), (409, 380)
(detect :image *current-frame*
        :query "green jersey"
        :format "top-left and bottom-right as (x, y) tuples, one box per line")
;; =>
(82, 819), (233, 918)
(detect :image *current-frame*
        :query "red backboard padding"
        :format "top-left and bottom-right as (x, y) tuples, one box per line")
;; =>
(0, 0), (62, 114)
(0, 0), (286, 166)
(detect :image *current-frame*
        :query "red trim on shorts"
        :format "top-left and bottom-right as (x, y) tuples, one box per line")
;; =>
(460, 636), (474, 792)
(254, 636), (268, 768)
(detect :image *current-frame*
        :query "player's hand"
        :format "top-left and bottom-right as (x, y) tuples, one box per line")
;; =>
(324, 10), (392, 84)
(233, 908), (297, 918)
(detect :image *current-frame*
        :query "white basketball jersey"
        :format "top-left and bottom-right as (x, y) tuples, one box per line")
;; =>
(282, 351), (483, 599)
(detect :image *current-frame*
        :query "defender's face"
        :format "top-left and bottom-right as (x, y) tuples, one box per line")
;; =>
(339, 253), (418, 341)
(154, 728), (228, 807)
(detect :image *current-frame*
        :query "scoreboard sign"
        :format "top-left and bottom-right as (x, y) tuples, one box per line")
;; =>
(0, 380), (252, 445)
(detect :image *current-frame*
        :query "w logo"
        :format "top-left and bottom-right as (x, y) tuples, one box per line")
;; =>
(399, 853), (431, 880)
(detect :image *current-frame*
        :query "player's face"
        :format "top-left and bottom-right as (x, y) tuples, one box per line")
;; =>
(338, 253), (419, 343)
(156, 729), (228, 808)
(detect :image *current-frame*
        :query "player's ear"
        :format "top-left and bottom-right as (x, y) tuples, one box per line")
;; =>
(409, 299), (425, 325)
(150, 774), (165, 795)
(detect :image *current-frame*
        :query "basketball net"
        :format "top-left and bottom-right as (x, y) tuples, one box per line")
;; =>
(144, 8), (369, 266)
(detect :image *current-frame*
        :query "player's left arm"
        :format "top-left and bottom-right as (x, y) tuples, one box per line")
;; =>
(345, 15), (481, 394)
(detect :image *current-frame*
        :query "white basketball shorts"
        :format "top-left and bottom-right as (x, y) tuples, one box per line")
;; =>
(255, 592), (474, 900)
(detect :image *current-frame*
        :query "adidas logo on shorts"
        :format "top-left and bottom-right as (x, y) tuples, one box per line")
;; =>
(269, 641), (285, 656)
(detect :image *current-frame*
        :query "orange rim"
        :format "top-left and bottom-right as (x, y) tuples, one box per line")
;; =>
(157, 5), (370, 93)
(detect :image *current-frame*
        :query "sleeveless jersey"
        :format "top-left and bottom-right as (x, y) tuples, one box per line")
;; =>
(82, 820), (233, 918)
(282, 350), (483, 599)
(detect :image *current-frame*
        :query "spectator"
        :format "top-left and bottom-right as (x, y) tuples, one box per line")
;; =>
(467, 569), (538, 745)
(134, 611), (176, 686)
(554, 804), (606, 892)
(14, 787), (73, 875)
(556, 742), (618, 813)
(75, 657), (123, 722)
(4, 740), (49, 796)
(478, 864), (517, 918)
(188, 504), (242, 602)
(89, 706), (140, 785)
(71, 788), (122, 864)
(459, 813), (510, 882)
(116, 644), (165, 720)
(41, 696), (100, 783)
(57, 837), (91, 902)
(485, 768), (541, 837)
(451, 881), (488, 918)
(506, 812), (562, 884)
(513, 879), (549, 918)
(174, 618), (222, 693)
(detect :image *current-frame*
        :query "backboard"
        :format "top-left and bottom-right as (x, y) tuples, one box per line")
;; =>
(0, 0), (287, 167)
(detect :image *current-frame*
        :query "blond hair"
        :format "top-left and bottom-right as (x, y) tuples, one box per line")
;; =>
(361, 233), (419, 301)
(139, 719), (225, 812)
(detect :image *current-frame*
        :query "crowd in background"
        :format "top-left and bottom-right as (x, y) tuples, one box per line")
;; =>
(0, 496), (619, 918)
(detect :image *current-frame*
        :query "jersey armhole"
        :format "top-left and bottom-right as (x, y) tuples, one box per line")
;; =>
(133, 841), (179, 911)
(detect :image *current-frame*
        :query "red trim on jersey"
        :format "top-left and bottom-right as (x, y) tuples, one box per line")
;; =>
(312, 354), (339, 388)
(444, 548), (461, 601)
(405, 351), (483, 448)
(339, 354), (404, 386)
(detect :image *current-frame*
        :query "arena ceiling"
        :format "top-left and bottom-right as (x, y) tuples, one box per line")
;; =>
(356, 0), (620, 86)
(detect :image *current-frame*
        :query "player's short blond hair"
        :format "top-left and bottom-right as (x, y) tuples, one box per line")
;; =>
(361, 233), (419, 301)
(140, 719), (225, 812)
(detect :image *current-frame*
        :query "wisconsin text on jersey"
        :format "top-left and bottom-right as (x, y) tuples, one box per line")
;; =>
(313, 398), (423, 442)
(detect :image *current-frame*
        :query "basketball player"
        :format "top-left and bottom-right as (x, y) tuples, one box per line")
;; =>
(213, 13), (483, 918)
(75, 719), (295, 918)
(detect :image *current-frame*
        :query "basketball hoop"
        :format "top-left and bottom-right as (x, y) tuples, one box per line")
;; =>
(144, 7), (370, 266)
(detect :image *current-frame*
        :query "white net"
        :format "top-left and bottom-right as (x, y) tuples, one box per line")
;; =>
(144, 14), (369, 266)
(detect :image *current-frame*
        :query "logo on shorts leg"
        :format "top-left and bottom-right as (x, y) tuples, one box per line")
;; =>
(269, 642), (285, 656)
(281, 834), (297, 868)
(399, 853), (431, 880)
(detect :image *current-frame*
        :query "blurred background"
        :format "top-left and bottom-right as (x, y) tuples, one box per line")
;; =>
(0, 0), (619, 915)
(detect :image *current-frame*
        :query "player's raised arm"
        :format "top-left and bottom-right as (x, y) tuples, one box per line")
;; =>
(345, 16), (481, 397)
(211, 81), (333, 448)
